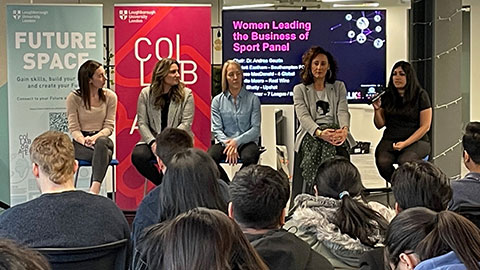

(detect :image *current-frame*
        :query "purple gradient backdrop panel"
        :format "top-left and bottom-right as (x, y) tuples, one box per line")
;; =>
(223, 10), (387, 104)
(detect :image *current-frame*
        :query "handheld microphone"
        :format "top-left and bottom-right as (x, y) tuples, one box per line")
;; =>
(368, 90), (386, 105)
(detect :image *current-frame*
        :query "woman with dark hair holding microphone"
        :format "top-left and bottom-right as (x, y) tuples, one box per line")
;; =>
(66, 60), (117, 194)
(131, 58), (194, 185)
(292, 46), (355, 198)
(372, 61), (432, 182)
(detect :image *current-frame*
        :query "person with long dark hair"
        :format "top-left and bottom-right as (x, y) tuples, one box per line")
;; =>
(286, 157), (393, 269)
(359, 161), (452, 270)
(131, 58), (194, 185)
(134, 208), (268, 270)
(385, 207), (480, 270)
(66, 60), (117, 194)
(0, 238), (51, 270)
(291, 46), (355, 199)
(208, 60), (261, 182)
(372, 61), (432, 182)
(131, 148), (228, 252)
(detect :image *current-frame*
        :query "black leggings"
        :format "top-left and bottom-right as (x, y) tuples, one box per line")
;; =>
(208, 142), (260, 182)
(375, 138), (431, 182)
(131, 144), (163, 185)
(73, 136), (113, 184)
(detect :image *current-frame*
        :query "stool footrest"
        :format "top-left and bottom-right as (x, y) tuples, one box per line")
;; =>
(74, 159), (118, 202)
(364, 187), (392, 193)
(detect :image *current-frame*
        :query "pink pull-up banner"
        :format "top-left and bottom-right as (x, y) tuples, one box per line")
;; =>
(114, 4), (211, 210)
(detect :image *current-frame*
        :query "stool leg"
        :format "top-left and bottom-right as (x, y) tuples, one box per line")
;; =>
(74, 167), (80, 187)
(386, 181), (390, 206)
(144, 179), (148, 196)
(111, 164), (115, 202)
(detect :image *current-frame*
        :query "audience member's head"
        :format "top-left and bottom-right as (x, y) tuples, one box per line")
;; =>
(229, 165), (290, 230)
(385, 207), (480, 270)
(392, 161), (452, 213)
(29, 131), (76, 188)
(463, 121), (480, 170)
(138, 208), (268, 270)
(154, 127), (193, 171)
(314, 157), (388, 247)
(158, 148), (227, 222)
(0, 238), (51, 270)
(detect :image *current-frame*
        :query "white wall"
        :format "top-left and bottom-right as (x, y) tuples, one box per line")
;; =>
(464, 0), (479, 121)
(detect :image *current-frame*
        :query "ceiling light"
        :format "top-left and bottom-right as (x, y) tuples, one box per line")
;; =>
(223, 3), (275, 10)
(332, 2), (380, 7)
(322, 0), (365, 2)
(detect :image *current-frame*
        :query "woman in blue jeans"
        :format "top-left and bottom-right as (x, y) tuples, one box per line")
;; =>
(208, 60), (261, 182)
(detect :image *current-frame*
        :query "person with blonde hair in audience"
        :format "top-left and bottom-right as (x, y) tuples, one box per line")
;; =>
(385, 207), (480, 270)
(0, 131), (130, 250)
(133, 208), (268, 270)
(286, 157), (393, 269)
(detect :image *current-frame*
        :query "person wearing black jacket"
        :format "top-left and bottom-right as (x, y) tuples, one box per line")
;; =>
(229, 165), (333, 270)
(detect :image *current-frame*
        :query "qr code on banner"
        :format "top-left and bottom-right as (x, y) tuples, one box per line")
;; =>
(49, 112), (68, 133)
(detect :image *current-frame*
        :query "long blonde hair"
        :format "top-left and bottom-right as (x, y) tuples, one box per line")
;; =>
(221, 60), (244, 93)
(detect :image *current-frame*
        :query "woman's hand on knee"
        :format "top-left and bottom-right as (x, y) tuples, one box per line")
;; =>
(393, 141), (407, 151)
(223, 139), (239, 165)
(84, 136), (95, 148)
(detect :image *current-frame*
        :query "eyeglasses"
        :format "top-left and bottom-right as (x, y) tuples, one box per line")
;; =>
(388, 250), (415, 270)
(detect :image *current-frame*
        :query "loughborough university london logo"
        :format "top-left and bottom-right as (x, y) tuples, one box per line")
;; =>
(119, 10), (128, 20)
(13, 10), (22, 20)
